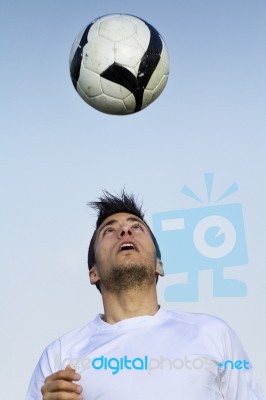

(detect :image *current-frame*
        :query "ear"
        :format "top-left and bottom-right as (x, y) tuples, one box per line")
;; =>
(89, 266), (100, 285)
(155, 258), (165, 276)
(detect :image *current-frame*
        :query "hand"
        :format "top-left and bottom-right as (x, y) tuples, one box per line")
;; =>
(41, 365), (83, 400)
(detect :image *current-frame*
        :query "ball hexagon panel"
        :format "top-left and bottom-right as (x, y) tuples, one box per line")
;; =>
(99, 15), (136, 42)
(83, 37), (115, 74)
(114, 39), (145, 70)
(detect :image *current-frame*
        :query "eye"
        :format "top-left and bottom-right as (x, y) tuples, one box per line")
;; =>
(132, 223), (142, 230)
(103, 226), (115, 235)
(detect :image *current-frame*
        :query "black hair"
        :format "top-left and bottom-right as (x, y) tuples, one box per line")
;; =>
(87, 190), (161, 291)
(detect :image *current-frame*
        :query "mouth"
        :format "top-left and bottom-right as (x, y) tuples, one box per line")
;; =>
(119, 242), (137, 252)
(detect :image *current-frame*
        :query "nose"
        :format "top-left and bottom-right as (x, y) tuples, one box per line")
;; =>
(119, 224), (133, 237)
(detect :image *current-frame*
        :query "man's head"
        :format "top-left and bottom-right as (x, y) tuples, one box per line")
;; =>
(88, 190), (163, 292)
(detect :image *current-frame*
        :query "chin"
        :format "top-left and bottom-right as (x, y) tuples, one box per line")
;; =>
(101, 263), (155, 292)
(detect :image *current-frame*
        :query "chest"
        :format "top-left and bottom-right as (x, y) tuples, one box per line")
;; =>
(69, 326), (223, 400)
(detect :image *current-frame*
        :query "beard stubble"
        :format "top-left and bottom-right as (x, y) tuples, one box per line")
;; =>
(99, 259), (156, 293)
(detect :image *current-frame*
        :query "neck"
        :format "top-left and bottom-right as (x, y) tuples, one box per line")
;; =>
(101, 285), (159, 324)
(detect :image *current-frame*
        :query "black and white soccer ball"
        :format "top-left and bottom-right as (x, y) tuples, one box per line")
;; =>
(69, 14), (169, 115)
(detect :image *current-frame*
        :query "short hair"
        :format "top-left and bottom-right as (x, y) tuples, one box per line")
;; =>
(87, 190), (161, 291)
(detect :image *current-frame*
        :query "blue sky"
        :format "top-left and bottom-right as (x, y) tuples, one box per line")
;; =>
(1, 0), (266, 397)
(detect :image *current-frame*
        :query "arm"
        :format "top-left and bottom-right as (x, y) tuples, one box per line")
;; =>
(25, 337), (84, 400)
(219, 323), (265, 399)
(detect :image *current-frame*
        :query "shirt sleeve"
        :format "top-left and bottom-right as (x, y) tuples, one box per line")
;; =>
(218, 321), (265, 400)
(25, 339), (62, 400)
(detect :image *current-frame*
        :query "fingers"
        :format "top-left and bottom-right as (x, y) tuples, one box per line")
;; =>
(42, 378), (82, 394)
(41, 365), (83, 400)
(45, 366), (81, 384)
(65, 365), (77, 372)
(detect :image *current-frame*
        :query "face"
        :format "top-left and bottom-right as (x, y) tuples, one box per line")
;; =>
(90, 213), (160, 292)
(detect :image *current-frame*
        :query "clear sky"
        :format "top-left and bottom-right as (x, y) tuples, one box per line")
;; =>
(1, 0), (266, 397)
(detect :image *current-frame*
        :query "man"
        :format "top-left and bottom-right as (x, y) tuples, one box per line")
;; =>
(26, 191), (264, 399)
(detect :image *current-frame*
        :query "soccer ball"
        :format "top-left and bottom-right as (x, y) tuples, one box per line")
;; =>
(69, 14), (169, 115)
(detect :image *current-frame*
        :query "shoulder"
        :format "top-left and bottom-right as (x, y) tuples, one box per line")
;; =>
(58, 319), (97, 345)
(163, 308), (235, 336)
(163, 309), (243, 357)
(40, 316), (100, 369)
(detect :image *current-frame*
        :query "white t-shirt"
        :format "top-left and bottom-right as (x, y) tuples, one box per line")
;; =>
(26, 308), (265, 399)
